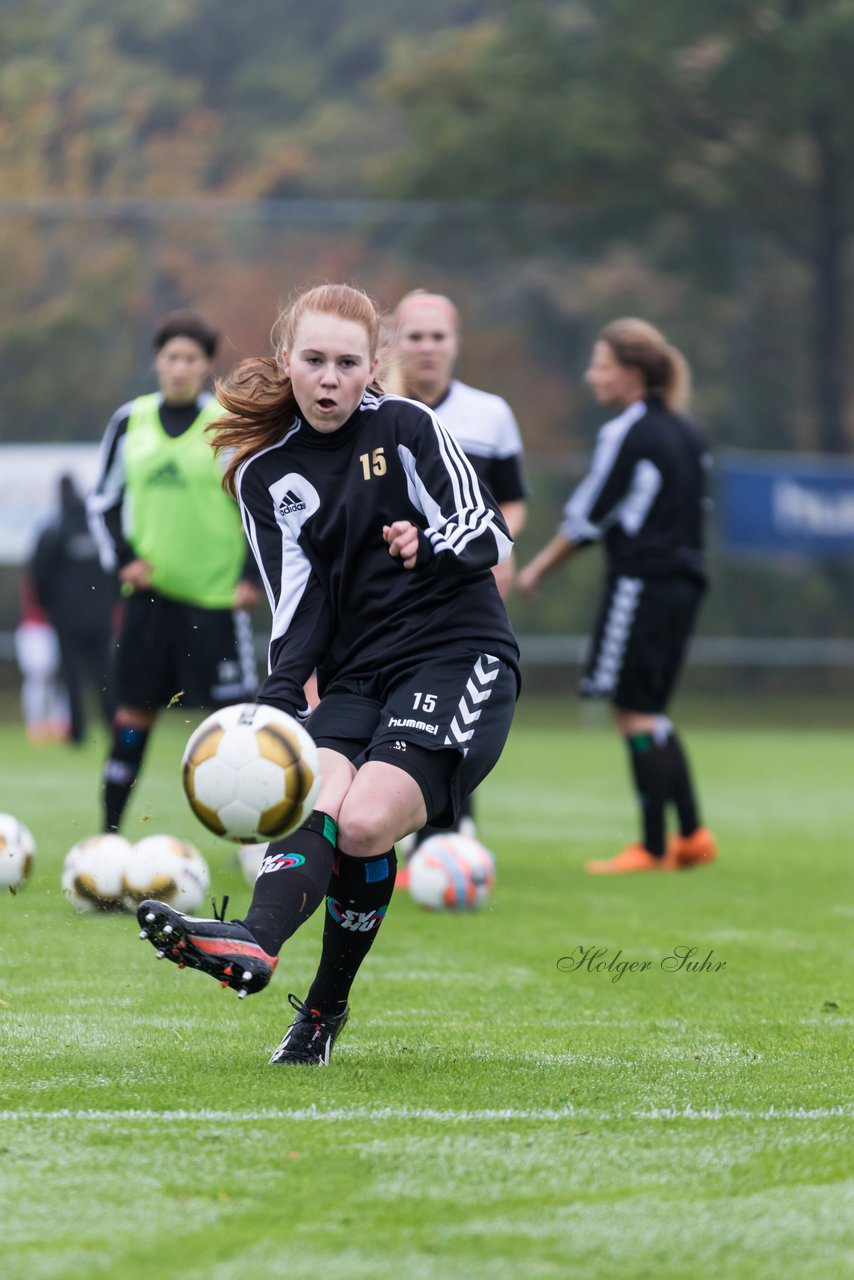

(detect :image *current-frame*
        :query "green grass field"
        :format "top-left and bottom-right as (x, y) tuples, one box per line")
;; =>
(1, 697), (852, 1279)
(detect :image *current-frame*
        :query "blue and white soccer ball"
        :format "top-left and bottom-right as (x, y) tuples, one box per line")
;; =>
(407, 833), (497, 911)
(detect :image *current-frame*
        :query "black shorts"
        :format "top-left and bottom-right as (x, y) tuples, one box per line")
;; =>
(305, 651), (517, 829)
(113, 590), (258, 712)
(580, 574), (704, 713)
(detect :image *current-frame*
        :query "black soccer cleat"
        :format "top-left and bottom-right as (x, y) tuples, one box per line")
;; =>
(136, 898), (278, 998)
(269, 993), (350, 1066)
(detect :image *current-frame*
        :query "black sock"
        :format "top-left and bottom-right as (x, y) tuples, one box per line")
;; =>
(103, 725), (150, 832)
(661, 728), (701, 836)
(242, 810), (337, 954)
(625, 733), (668, 857)
(305, 848), (397, 1014)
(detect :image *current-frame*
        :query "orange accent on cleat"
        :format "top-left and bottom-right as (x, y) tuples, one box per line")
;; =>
(190, 935), (278, 967)
(223, 965), (232, 976)
(585, 844), (677, 875)
(667, 827), (718, 869)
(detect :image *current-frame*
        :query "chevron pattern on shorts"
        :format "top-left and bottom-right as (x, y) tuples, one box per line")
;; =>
(444, 654), (501, 748)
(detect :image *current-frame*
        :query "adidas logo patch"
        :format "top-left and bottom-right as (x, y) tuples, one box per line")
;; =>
(147, 461), (184, 486)
(278, 489), (307, 516)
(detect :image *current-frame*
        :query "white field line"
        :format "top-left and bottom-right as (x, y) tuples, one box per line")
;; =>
(0, 1104), (851, 1124)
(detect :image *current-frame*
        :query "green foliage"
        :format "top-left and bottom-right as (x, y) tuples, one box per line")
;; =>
(381, 1), (854, 225)
(378, 0), (854, 449)
(1, 704), (853, 1278)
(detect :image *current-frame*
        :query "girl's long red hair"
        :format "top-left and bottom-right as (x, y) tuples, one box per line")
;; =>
(211, 284), (384, 496)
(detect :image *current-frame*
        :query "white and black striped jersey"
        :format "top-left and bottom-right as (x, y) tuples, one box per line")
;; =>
(430, 379), (527, 505)
(235, 391), (520, 716)
(560, 395), (709, 582)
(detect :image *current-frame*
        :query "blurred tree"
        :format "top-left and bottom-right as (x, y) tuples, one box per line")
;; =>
(0, 0), (505, 439)
(2, 0), (852, 456)
(378, 0), (854, 452)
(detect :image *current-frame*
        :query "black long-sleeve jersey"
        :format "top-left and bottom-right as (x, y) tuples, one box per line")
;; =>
(560, 395), (710, 583)
(235, 391), (521, 716)
(32, 489), (117, 635)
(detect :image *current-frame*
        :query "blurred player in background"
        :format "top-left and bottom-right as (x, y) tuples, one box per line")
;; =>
(389, 290), (528, 596)
(517, 317), (716, 874)
(14, 573), (69, 744)
(87, 311), (261, 833)
(136, 283), (520, 1066)
(31, 474), (117, 744)
(388, 289), (528, 872)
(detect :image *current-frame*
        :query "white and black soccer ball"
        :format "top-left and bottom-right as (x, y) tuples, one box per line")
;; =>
(61, 834), (133, 913)
(122, 834), (211, 913)
(0, 813), (36, 892)
(407, 832), (497, 911)
(182, 703), (321, 843)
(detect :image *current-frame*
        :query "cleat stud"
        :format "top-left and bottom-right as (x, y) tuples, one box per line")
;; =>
(163, 924), (173, 935)
(177, 940), (186, 950)
(155, 950), (165, 959)
(145, 913), (155, 923)
(139, 930), (149, 940)
(221, 981), (228, 988)
(177, 962), (186, 970)
(238, 988), (248, 999)
(242, 970), (252, 982)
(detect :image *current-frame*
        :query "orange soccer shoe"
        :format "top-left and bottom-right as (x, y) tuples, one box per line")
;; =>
(585, 844), (677, 875)
(667, 827), (718, 869)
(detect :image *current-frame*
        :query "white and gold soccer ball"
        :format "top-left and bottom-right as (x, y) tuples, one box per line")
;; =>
(0, 813), (36, 892)
(407, 833), (497, 912)
(61, 834), (133, 913)
(182, 703), (321, 843)
(122, 835), (211, 914)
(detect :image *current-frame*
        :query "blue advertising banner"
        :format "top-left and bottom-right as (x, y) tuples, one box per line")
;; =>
(719, 453), (854, 557)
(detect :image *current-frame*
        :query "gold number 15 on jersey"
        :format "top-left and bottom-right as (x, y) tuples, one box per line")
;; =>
(359, 447), (387, 480)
